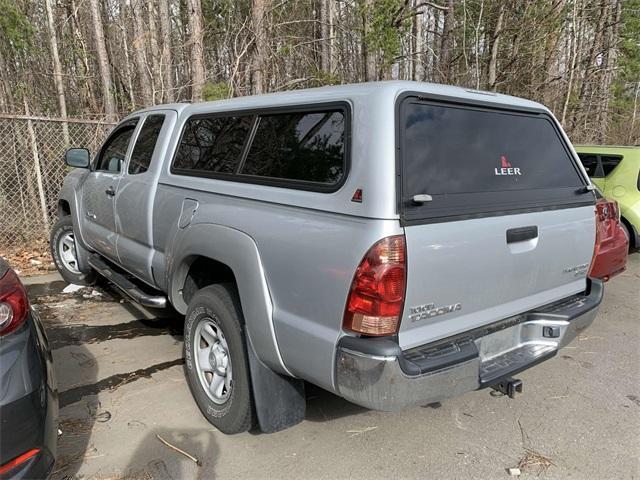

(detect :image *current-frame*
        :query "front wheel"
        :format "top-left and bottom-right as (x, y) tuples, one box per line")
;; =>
(50, 216), (95, 285)
(184, 284), (255, 434)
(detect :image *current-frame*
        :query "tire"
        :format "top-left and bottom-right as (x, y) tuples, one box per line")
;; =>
(50, 216), (96, 285)
(184, 284), (254, 434)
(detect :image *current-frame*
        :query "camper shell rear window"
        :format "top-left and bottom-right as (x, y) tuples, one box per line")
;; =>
(397, 95), (591, 224)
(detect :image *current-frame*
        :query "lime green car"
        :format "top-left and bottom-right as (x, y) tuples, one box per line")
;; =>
(574, 145), (640, 250)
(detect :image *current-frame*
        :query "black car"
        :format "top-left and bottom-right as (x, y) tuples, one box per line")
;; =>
(0, 259), (57, 478)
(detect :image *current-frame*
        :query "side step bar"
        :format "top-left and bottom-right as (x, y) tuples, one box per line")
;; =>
(88, 254), (167, 308)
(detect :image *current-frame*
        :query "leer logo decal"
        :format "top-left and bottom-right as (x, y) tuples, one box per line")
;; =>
(494, 155), (522, 176)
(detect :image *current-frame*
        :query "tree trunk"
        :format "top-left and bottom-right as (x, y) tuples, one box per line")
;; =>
(159, 0), (174, 102)
(187, 0), (205, 100)
(320, 0), (331, 73)
(23, 97), (50, 231)
(561, 0), (579, 126)
(438, 0), (454, 83)
(44, 0), (70, 144)
(251, 0), (268, 94)
(132, 0), (153, 106)
(120, 1), (137, 108)
(597, 0), (621, 142)
(70, 0), (99, 114)
(147, 0), (161, 102)
(0, 49), (10, 111)
(413, 0), (424, 81)
(89, 0), (117, 121)
(570, 0), (606, 132)
(629, 81), (639, 143)
(363, 0), (376, 81)
(329, 0), (335, 73)
(487, 4), (504, 92)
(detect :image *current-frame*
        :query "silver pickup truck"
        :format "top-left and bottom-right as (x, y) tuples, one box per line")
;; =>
(53, 81), (603, 434)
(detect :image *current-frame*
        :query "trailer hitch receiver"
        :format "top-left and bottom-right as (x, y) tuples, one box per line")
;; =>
(491, 377), (523, 399)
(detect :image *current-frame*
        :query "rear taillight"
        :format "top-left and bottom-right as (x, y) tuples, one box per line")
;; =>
(343, 235), (407, 336)
(0, 269), (29, 336)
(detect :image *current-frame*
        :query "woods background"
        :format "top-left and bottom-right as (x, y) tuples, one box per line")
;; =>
(0, 0), (639, 144)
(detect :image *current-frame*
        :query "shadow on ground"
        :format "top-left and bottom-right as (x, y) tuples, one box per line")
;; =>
(26, 278), (186, 479)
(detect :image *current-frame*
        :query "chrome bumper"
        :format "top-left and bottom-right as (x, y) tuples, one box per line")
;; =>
(336, 280), (602, 411)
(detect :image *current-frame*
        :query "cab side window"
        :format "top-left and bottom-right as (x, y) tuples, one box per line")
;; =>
(129, 115), (166, 175)
(95, 121), (138, 173)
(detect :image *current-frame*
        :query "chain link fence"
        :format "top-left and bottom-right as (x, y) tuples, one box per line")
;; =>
(0, 115), (115, 250)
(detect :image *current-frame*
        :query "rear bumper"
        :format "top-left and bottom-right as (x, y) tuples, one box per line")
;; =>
(335, 279), (603, 411)
(589, 225), (628, 280)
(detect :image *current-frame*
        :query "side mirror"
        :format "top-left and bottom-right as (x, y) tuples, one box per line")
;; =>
(65, 148), (90, 168)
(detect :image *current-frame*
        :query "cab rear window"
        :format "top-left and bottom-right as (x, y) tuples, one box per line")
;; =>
(399, 98), (589, 223)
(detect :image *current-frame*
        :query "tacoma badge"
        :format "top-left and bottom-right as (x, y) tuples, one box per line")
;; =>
(409, 302), (462, 323)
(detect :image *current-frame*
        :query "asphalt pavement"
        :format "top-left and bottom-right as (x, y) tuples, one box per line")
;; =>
(24, 254), (640, 479)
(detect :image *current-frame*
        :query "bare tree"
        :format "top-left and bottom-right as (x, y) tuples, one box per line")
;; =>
(44, 0), (69, 143)
(0, 0), (636, 144)
(132, 0), (153, 106)
(319, 0), (331, 73)
(251, 0), (268, 94)
(159, 0), (174, 102)
(88, 0), (117, 121)
(487, 3), (504, 92)
(187, 0), (205, 100)
(438, 0), (455, 83)
(147, 0), (161, 102)
(363, 0), (377, 81)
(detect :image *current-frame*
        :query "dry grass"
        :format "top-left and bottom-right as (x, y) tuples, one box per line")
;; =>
(1, 240), (55, 276)
(59, 417), (92, 436)
(517, 447), (555, 475)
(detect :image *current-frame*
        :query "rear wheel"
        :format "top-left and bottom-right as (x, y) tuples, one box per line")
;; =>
(184, 284), (254, 434)
(50, 216), (95, 285)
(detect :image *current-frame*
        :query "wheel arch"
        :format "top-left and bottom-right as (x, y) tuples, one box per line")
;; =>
(169, 223), (290, 376)
(620, 215), (638, 249)
(58, 199), (71, 217)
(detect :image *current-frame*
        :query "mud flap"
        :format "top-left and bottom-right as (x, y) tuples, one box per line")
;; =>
(246, 335), (306, 433)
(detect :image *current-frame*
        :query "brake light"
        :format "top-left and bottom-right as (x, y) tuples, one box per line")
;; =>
(0, 268), (29, 336)
(0, 448), (40, 475)
(343, 235), (406, 336)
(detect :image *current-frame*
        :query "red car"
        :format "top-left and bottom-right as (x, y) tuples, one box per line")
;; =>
(588, 193), (628, 281)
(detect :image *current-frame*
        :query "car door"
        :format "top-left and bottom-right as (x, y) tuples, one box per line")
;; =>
(115, 111), (176, 285)
(81, 119), (138, 262)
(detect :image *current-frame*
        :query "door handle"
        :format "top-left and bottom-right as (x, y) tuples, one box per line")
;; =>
(506, 226), (538, 244)
(105, 187), (116, 197)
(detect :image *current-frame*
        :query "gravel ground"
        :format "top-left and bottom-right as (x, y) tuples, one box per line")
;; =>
(24, 253), (640, 480)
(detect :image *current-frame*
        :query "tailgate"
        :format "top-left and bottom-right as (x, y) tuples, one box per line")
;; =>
(396, 97), (595, 350)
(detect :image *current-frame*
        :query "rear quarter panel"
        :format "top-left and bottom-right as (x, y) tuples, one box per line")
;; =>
(154, 181), (401, 390)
